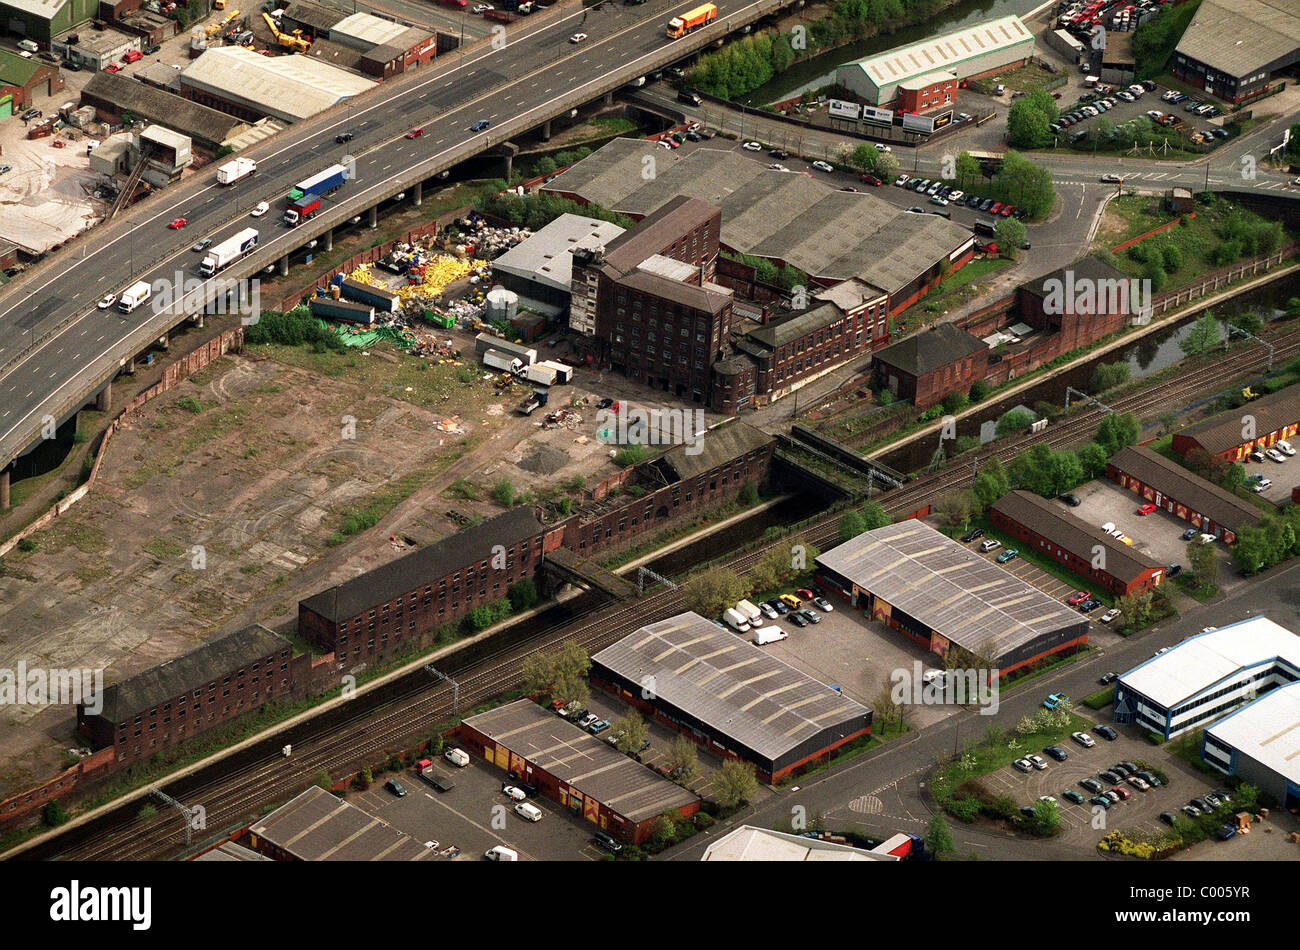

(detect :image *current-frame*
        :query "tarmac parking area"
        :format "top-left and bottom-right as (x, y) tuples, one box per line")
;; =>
(1238, 453), (1295, 505)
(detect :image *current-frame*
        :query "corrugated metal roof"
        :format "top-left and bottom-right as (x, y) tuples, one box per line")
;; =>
(462, 699), (698, 823)
(1205, 679), (1300, 786)
(181, 47), (375, 122)
(1109, 445), (1261, 532)
(1118, 616), (1300, 709)
(845, 16), (1034, 87)
(591, 612), (872, 762)
(1177, 385), (1300, 455)
(1174, 0), (1300, 78)
(492, 213), (624, 292)
(815, 520), (1086, 660)
(702, 825), (893, 861)
(248, 786), (433, 860)
(991, 490), (1164, 584)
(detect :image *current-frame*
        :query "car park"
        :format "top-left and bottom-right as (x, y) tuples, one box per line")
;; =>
(1072, 732), (1096, 748)
(996, 549), (1019, 564)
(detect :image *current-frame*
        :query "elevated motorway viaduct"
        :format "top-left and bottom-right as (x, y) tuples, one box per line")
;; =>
(0, 0), (800, 503)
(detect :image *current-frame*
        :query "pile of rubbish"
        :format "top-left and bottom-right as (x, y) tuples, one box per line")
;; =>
(444, 211), (534, 261)
(541, 408), (584, 430)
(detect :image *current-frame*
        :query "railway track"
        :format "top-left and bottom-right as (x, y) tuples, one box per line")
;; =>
(40, 326), (1297, 860)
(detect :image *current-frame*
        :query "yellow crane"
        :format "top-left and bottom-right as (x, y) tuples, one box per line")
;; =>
(260, 10), (311, 52)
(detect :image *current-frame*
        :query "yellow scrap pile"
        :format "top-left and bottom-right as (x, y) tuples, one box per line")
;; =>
(349, 256), (477, 303)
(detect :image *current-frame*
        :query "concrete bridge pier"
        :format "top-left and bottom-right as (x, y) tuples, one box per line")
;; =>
(124, 356), (136, 374)
(0, 466), (9, 510)
(413, 181), (422, 207)
(323, 229), (333, 252)
(279, 255), (289, 277)
(96, 381), (111, 412)
(368, 206), (378, 229)
(541, 118), (552, 141)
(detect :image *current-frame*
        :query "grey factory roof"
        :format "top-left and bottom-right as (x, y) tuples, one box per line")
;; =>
(193, 841), (272, 862)
(94, 624), (289, 723)
(247, 786), (433, 860)
(872, 321), (986, 377)
(816, 520), (1085, 660)
(461, 699), (698, 823)
(614, 267), (731, 315)
(702, 825), (893, 861)
(305, 37), (367, 72)
(656, 420), (770, 481)
(1177, 385), (1300, 455)
(330, 11), (411, 49)
(282, 0), (349, 33)
(814, 278), (888, 312)
(3, 0), (64, 17)
(1022, 256), (1130, 303)
(299, 508), (543, 623)
(746, 302), (845, 352)
(840, 15), (1034, 88)
(81, 72), (249, 146)
(591, 612), (873, 762)
(1174, 0), (1300, 77)
(1108, 445), (1262, 532)
(181, 47), (375, 123)
(991, 490), (1164, 583)
(601, 194), (718, 273)
(1118, 617), (1300, 709)
(544, 141), (971, 291)
(1204, 679), (1300, 787)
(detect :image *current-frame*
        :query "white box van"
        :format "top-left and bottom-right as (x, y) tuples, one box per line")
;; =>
(1083, 75), (1099, 87)
(484, 845), (518, 861)
(118, 280), (151, 313)
(514, 801), (543, 822)
(18, 39), (39, 53)
(722, 608), (750, 633)
(734, 599), (763, 627)
(752, 627), (788, 646)
(443, 747), (469, 767)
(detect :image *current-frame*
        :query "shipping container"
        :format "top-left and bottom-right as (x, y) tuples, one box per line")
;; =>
(340, 278), (399, 314)
(288, 163), (348, 202)
(309, 297), (375, 325)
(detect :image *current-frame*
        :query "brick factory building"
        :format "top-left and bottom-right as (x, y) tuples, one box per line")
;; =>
(870, 321), (989, 410)
(1170, 0), (1300, 104)
(458, 699), (699, 844)
(1014, 257), (1135, 350)
(562, 421), (773, 555)
(590, 612), (873, 783)
(77, 624), (293, 766)
(815, 520), (1090, 676)
(990, 490), (1166, 597)
(834, 15), (1035, 107)
(1106, 445), (1261, 544)
(1172, 386), (1300, 462)
(243, 786), (433, 860)
(298, 508), (550, 664)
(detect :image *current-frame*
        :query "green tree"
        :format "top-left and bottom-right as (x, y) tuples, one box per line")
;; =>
(971, 456), (1010, 510)
(507, 577), (540, 612)
(314, 769), (334, 792)
(739, 481), (759, 505)
(713, 759), (759, 808)
(612, 709), (650, 756)
(995, 151), (1056, 220)
(1078, 441), (1110, 479)
(649, 814), (678, 849)
(995, 409), (1033, 438)
(521, 640), (591, 704)
(955, 150), (981, 185)
(969, 379), (990, 402)
(1180, 311), (1222, 356)
(1090, 362), (1131, 393)
(1095, 412), (1140, 456)
(681, 566), (748, 619)
(994, 217), (1027, 256)
(1187, 538), (1219, 594)
(941, 390), (969, 415)
(535, 155), (557, 176)
(664, 735), (700, 786)
(839, 509), (868, 542)
(1228, 311), (1263, 336)
(1115, 590), (1155, 630)
(492, 478), (516, 507)
(1006, 98), (1051, 148)
(1008, 442), (1055, 496)
(934, 491), (974, 529)
(925, 812), (955, 855)
(860, 501), (890, 530)
(42, 801), (71, 828)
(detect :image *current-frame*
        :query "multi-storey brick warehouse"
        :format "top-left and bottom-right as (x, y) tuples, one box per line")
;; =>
(77, 624), (293, 766)
(297, 508), (551, 663)
(870, 322), (989, 410)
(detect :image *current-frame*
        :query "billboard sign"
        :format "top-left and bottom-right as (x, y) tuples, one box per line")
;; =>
(828, 99), (861, 120)
(901, 112), (935, 134)
(861, 105), (894, 126)
(932, 110), (953, 130)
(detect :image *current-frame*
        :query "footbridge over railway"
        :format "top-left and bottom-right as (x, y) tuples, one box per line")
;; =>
(542, 547), (639, 601)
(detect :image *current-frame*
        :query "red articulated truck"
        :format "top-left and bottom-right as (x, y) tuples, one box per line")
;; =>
(665, 2), (715, 38)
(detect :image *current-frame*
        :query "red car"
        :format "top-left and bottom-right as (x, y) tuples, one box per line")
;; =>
(104, 63), (120, 73)
(124, 50), (143, 63)
(405, 128), (424, 139)
(1000, 204), (1015, 217)
(796, 588), (815, 601)
(167, 217), (187, 229)
(859, 174), (883, 186)
(1111, 785), (1132, 801)
(1067, 590), (1090, 606)
(989, 202), (1004, 215)
(1137, 503), (1158, 515)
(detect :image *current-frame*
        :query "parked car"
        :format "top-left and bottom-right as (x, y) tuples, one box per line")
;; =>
(1067, 590), (1090, 606)
(1137, 503), (1158, 515)
(1079, 777), (1102, 793)
(799, 608), (821, 625)
(759, 602), (779, 620)
(1105, 789), (1123, 803)
(384, 779), (407, 797)
(788, 611), (808, 628)
(1012, 758), (1033, 773)
(1091, 795), (1112, 810)
(1277, 440), (1295, 456)
(1026, 754), (1047, 771)
(767, 598), (790, 615)
(811, 161), (834, 172)
(1098, 672), (1118, 686)
(860, 174), (883, 186)
(1063, 789), (1085, 805)
(779, 594), (802, 609)
(1072, 732), (1096, 748)
(588, 719), (610, 735)
(960, 527), (984, 543)
(996, 548), (1019, 563)
(1136, 770), (1163, 787)
(1266, 448), (1286, 463)
(593, 830), (623, 853)
(1181, 527), (1199, 541)
(813, 596), (834, 612)
(1043, 692), (1069, 710)
(1127, 776), (1151, 792)
(1098, 769), (1122, 785)
(502, 784), (527, 801)
(1158, 811), (1177, 825)
(1044, 745), (1068, 762)
(1100, 609), (1121, 624)
(1111, 764), (1132, 778)
(1182, 804), (1202, 818)
(1080, 598), (1104, 612)
(576, 713), (598, 729)
(1216, 824), (1237, 840)
(1059, 493), (1081, 506)
(769, 148), (789, 158)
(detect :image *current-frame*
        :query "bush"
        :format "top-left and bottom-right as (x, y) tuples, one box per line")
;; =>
(42, 801), (71, 827)
(492, 479), (516, 507)
(739, 481), (759, 505)
(175, 396), (202, 413)
(614, 444), (649, 467)
(17, 538), (36, 553)
(969, 379), (990, 403)
(946, 797), (981, 823)
(507, 577), (540, 612)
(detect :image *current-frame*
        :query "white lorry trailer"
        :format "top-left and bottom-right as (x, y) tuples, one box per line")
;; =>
(215, 156), (257, 185)
(199, 228), (259, 277)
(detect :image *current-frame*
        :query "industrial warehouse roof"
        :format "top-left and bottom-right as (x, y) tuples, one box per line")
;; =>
(95, 624), (288, 723)
(82, 72), (250, 147)
(492, 212), (619, 292)
(815, 279), (887, 312)
(1174, 0), (1300, 78)
(2, 0), (63, 17)
(1205, 680), (1300, 787)
(1177, 386), (1300, 456)
(746, 302), (845, 352)
(330, 11), (411, 48)
(839, 15), (1034, 90)
(193, 841), (272, 861)
(542, 141), (971, 292)
(872, 321), (986, 377)
(462, 699), (698, 823)
(991, 490), (1164, 583)
(601, 195), (717, 273)
(816, 520), (1085, 660)
(247, 786), (433, 860)
(283, 0), (349, 33)
(0, 49), (42, 86)
(181, 47), (376, 123)
(1022, 256), (1130, 302)
(591, 612), (872, 762)
(1108, 445), (1262, 532)
(656, 420), (770, 481)
(1117, 617), (1300, 709)
(299, 508), (543, 623)
(305, 38), (367, 72)
(702, 826), (893, 861)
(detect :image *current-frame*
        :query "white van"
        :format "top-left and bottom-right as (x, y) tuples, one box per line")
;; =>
(752, 627), (788, 646)
(484, 845), (518, 861)
(722, 608), (750, 633)
(514, 801), (543, 822)
(443, 747), (470, 767)
(734, 599), (763, 627)
(1083, 75), (1099, 87)
(18, 39), (39, 53)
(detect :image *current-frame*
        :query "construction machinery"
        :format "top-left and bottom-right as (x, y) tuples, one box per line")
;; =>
(261, 10), (310, 52)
